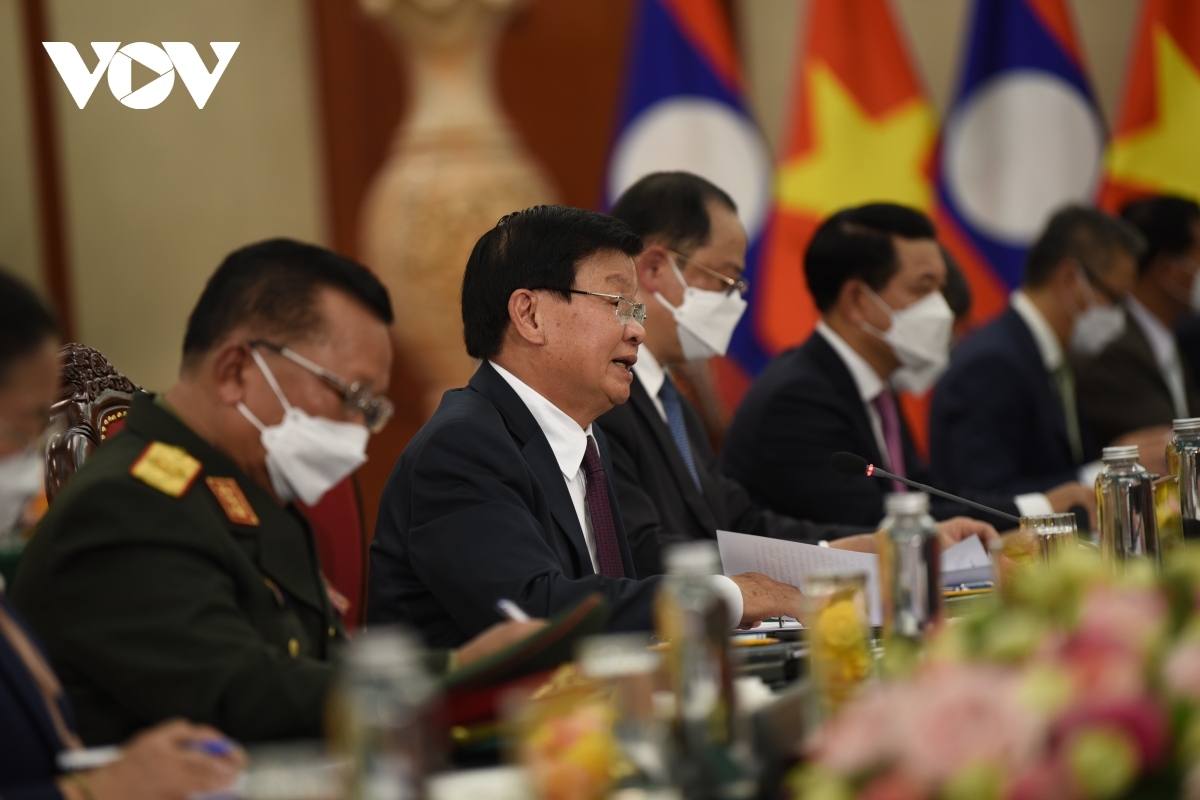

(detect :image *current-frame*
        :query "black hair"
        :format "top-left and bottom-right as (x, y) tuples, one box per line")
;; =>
(182, 238), (393, 362)
(1023, 205), (1145, 288)
(805, 203), (937, 312)
(1119, 195), (1200, 275)
(461, 205), (643, 360)
(940, 246), (972, 321)
(608, 171), (737, 250)
(0, 269), (59, 386)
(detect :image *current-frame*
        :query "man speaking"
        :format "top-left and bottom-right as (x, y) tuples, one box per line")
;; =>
(368, 206), (803, 647)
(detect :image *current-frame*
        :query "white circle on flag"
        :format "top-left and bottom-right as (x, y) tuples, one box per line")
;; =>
(608, 97), (772, 240)
(943, 70), (1104, 245)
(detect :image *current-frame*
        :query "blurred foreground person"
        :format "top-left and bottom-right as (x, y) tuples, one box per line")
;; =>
(0, 270), (243, 800)
(369, 206), (806, 647)
(721, 204), (1063, 530)
(598, 173), (997, 576)
(12, 242), (539, 745)
(931, 206), (1168, 501)
(1074, 196), (1200, 444)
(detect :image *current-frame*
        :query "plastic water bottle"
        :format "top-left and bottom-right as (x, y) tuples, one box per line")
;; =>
(1168, 418), (1200, 541)
(327, 628), (441, 800)
(879, 492), (940, 643)
(1096, 445), (1160, 567)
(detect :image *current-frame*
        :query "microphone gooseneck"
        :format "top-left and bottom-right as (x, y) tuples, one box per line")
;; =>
(828, 452), (1021, 525)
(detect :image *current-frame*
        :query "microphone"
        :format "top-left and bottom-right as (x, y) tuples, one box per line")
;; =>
(829, 452), (1021, 524)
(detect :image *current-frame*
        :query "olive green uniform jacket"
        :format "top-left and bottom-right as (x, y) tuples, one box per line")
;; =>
(11, 394), (347, 745)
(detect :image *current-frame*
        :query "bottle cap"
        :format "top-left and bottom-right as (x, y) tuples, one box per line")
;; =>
(1174, 418), (1200, 433)
(1102, 445), (1140, 461)
(884, 491), (929, 515)
(664, 541), (721, 576)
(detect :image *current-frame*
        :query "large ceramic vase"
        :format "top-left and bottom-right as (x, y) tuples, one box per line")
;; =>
(359, 0), (556, 415)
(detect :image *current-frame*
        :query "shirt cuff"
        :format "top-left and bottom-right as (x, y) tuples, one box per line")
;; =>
(1014, 492), (1053, 517)
(710, 574), (744, 629)
(1078, 461), (1104, 489)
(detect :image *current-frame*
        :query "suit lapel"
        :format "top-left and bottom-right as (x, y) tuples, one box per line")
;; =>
(470, 363), (594, 575)
(1004, 309), (1074, 458)
(806, 334), (885, 464)
(628, 377), (719, 533)
(1124, 308), (1175, 396)
(0, 598), (69, 754)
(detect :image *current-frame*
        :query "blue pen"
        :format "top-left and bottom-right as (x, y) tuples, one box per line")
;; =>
(187, 738), (237, 757)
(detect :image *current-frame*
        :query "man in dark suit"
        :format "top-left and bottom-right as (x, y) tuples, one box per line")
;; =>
(368, 206), (804, 647)
(0, 269), (242, 800)
(931, 206), (1166, 502)
(722, 204), (1092, 529)
(12, 243), (535, 745)
(1074, 196), (1200, 446)
(598, 174), (997, 576)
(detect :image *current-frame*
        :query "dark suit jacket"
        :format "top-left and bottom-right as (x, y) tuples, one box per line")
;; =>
(0, 594), (73, 800)
(368, 361), (660, 648)
(720, 332), (1020, 529)
(1178, 313), (1200, 386)
(1073, 307), (1199, 445)
(930, 306), (1100, 496)
(595, 371), (870, 577)
(12, 394), (344, 745)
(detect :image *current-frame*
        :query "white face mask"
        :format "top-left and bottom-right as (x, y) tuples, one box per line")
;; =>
(654, 258), (748, 362)
(1069, 265), (1126, 357)
(238, 349), (369, 506)
(861, 288), (955, 394)
(0, 446), (43, 534)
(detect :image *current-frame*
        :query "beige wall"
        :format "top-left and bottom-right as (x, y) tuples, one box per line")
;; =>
(738, 0), (1141, 158)
(0, 0), (45, 295)
(39, 0), (327, 391)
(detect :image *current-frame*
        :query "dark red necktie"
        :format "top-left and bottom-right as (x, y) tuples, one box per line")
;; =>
(581, 436), (625, 578)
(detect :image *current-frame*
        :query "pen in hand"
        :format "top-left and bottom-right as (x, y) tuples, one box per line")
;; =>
(495, 598), (532, 623)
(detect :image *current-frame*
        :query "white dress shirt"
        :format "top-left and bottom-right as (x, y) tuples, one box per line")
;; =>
(1010, 292), (1104, 499)
(489, 360), (745, 625)
(1127, 295), (1189, 419)
(632, 345), (669, 424)
(816, 322), (892, 469)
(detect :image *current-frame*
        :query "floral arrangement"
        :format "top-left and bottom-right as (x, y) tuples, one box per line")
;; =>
(791, 546), (1200, 800)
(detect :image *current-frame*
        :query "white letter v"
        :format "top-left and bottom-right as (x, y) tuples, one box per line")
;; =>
(162, 42), (239, 109)
(42, 42), (120, 109)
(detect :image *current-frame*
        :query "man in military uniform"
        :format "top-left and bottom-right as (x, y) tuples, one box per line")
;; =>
(12, 239), (539, 745)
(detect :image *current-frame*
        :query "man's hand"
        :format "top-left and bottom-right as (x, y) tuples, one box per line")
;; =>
(73, 719), (244, 800)
(454, 619), (547, 670)
(1113, 425), (1173, 476)
(729, 572), (802, 629)
(934, 517), (999, 551)
(1045, 481), (1095, 529)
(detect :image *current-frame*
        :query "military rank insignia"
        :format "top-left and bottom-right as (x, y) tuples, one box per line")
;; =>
(129, 442), (201, 498)
(206, 477), (260, 526)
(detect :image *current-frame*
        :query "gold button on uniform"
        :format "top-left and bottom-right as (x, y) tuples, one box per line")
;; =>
(328, 626), (337, 638)
(288, 638), (300, 658)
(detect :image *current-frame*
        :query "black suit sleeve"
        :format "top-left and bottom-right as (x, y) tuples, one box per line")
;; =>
(398, 417), (660, 639)
(603, 426), (677, 578)
(931, 351), (1079, 495)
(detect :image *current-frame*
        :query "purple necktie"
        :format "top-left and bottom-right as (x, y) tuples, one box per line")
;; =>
(581, 436), (626, 579)
(871, 390), (908, 494)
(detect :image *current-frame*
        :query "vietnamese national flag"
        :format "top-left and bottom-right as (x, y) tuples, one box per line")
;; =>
(1099, 0), (1200, 211)
(752, 0), (937, 362)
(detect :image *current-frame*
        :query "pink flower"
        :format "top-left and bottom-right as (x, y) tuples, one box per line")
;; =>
(1054, 629), (1147, 701)
(809, 682), (911, 775)
(1052, 698), (1169, 772)
(1006, 757), (1077, 800)
(859, 770), (928, 800)
(896, 666), (1044, 785)
(1076, 586), (1165, 655)
(1164, 643), (1200, 700)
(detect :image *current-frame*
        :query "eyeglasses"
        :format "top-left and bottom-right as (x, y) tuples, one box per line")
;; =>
(566, 290), (648, 325)
(250, 340), (394, 433)
(670, 250), (749, 296)
(1076, 260), (1124, 305)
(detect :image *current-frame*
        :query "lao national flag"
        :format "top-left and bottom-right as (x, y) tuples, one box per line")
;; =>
(936, 0), (1105, 324)
(606, 0), (772, 374)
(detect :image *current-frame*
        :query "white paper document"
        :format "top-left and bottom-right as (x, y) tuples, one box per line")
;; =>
(940, 534), (993, 586)
(716, 530), (882, 625)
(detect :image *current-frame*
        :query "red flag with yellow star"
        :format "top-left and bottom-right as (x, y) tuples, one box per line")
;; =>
(1099, 0), (1200, 210)
(752, 0), (936, 357)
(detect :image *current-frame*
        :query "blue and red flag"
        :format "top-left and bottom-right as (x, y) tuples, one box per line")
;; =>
(605, 0), (773, 377)
(936, 0), (1105, 325)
